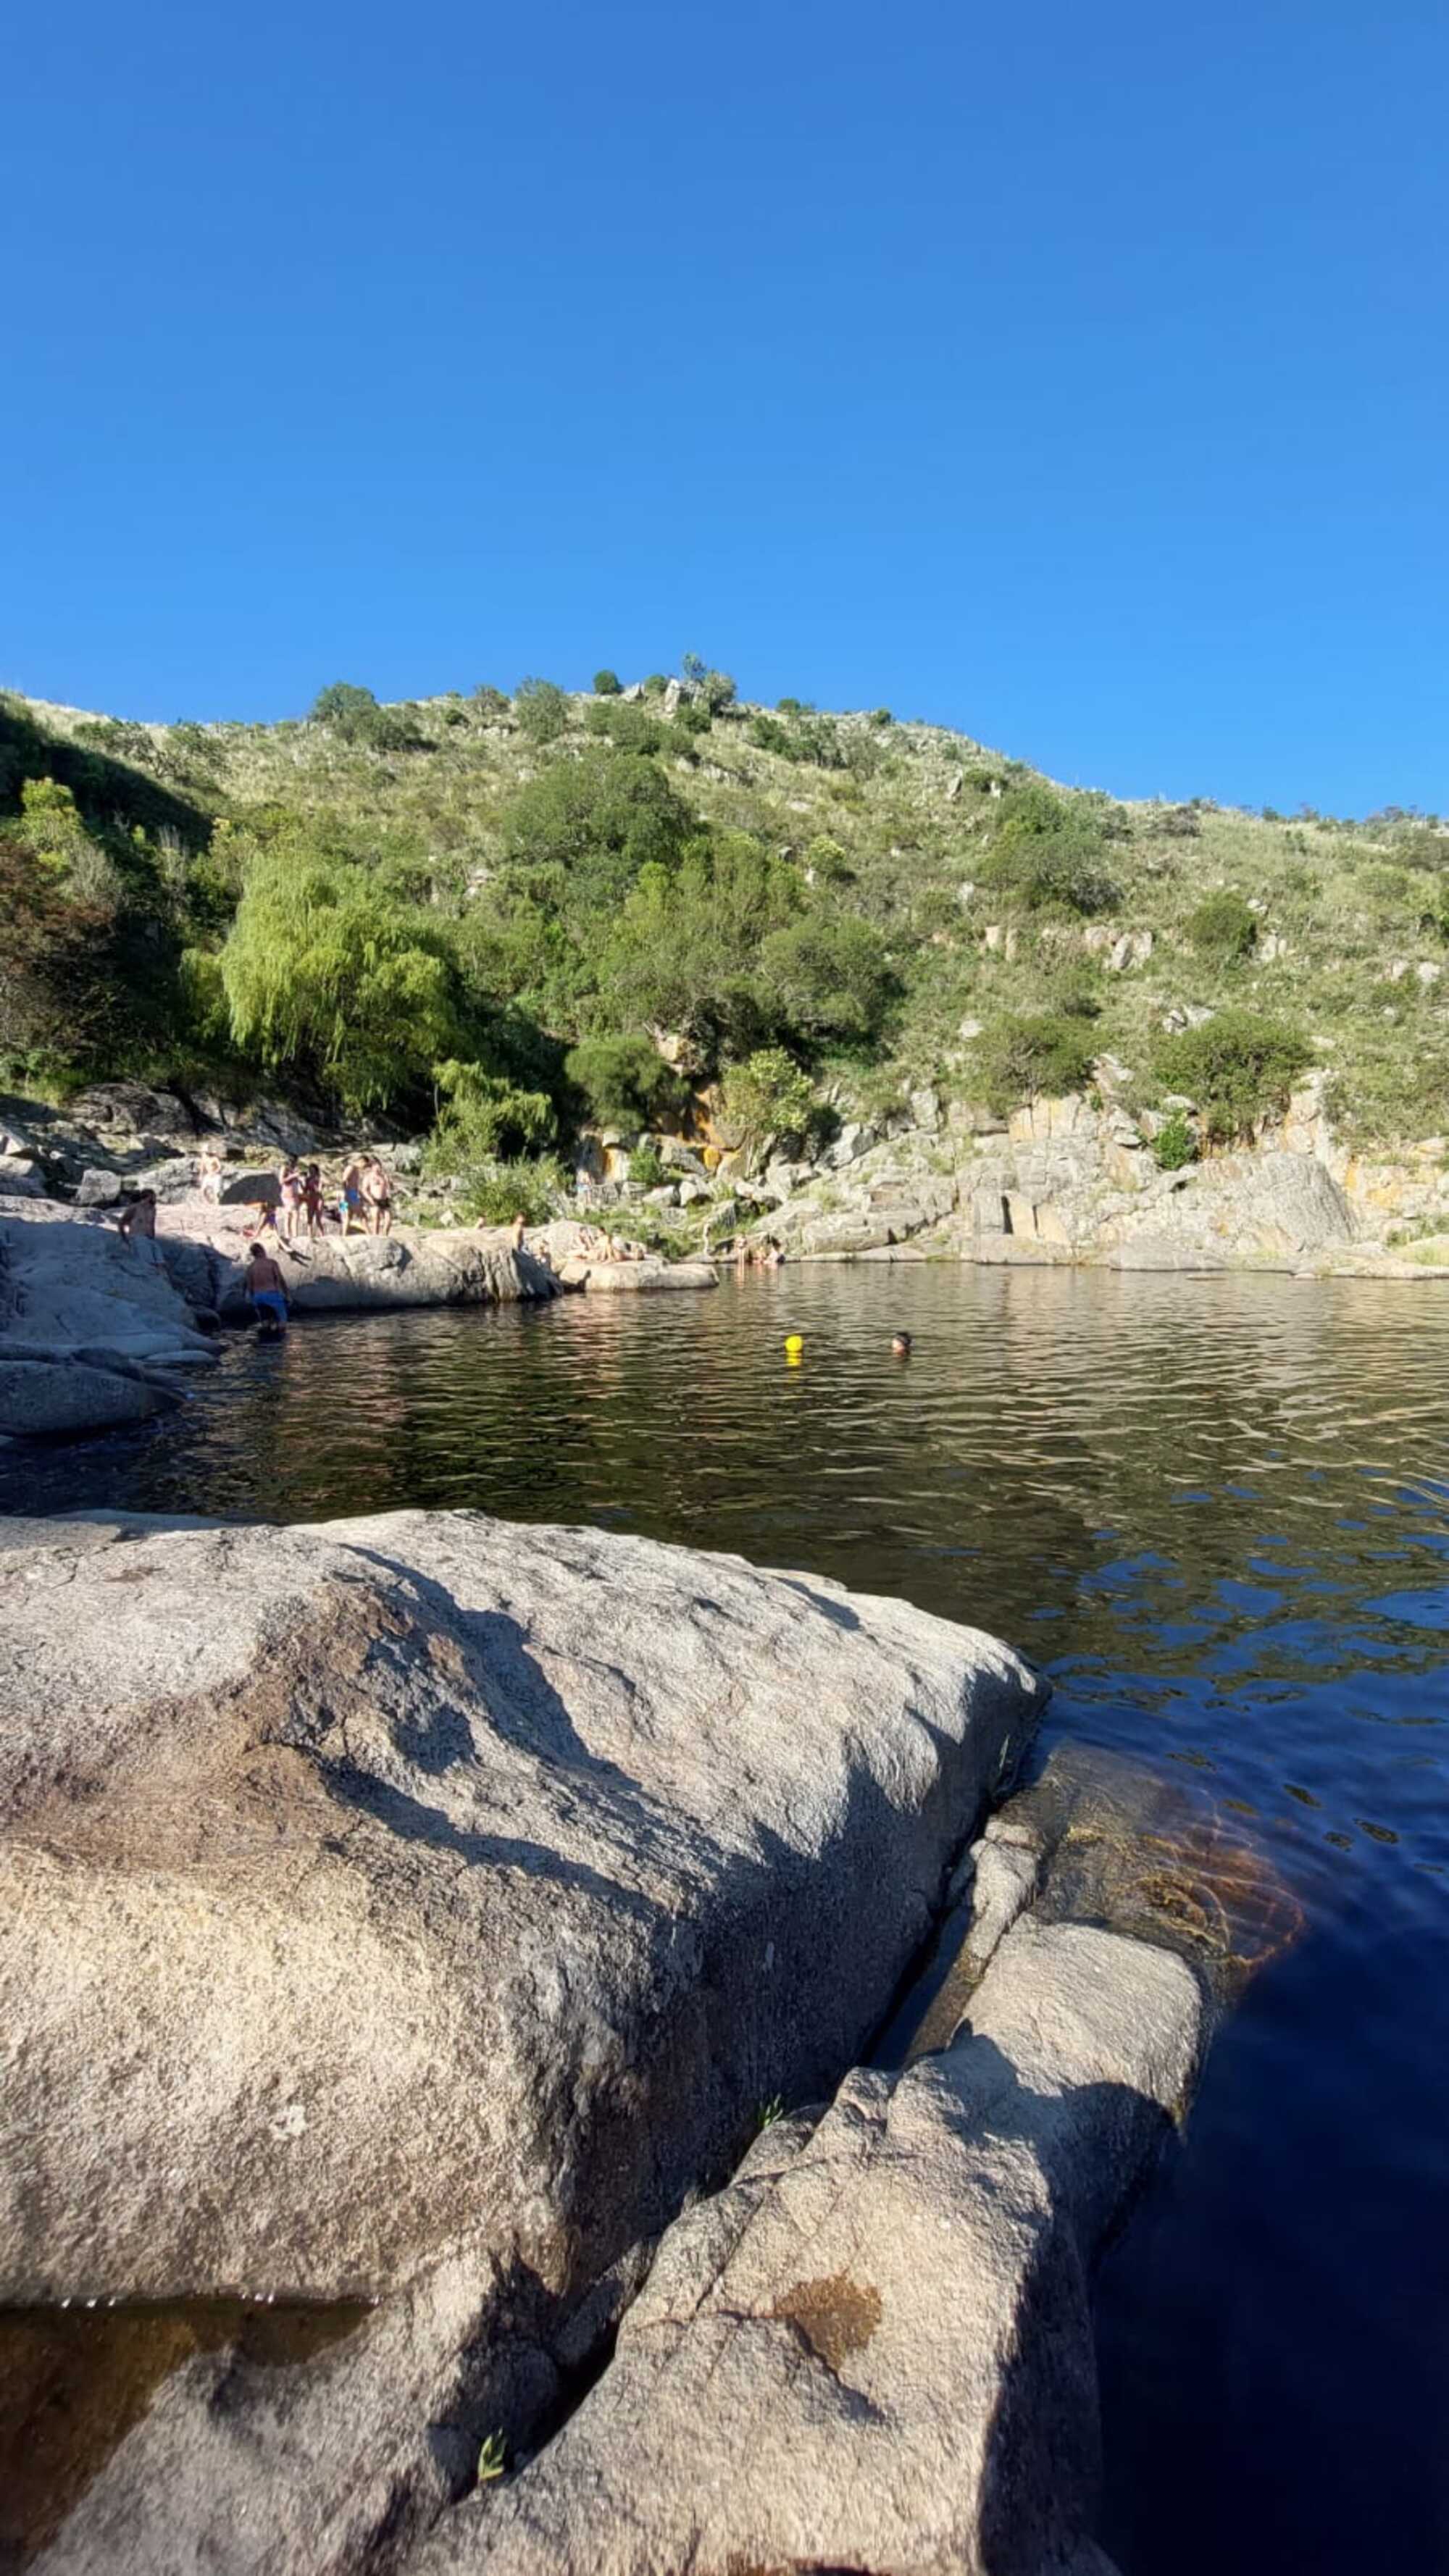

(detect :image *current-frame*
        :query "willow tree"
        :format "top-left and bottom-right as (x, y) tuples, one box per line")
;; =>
(219, 846), (460, 1113)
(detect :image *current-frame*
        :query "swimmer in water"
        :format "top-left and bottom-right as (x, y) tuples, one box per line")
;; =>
(892, 1331), (913, 1356)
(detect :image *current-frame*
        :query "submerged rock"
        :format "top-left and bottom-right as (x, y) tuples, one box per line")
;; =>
(1, 1508), (1043, 2572)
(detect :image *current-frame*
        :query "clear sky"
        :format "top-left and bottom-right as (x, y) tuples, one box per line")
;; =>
(7, 0), (1445, 813)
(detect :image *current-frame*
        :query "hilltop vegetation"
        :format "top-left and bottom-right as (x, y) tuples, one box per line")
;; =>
(3, 672), (1447, 1180)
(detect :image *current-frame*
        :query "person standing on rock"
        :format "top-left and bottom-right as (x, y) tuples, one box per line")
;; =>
(509, 1211), (527, 1254)
(196, 1147), (223, 1205)
(303, 1163), (325, 1240)
(242, 1242), (289, 1335)
(278, 1160), (304, 1244)
(362, 1160), (393, 1236)
(339, 1158), (367, 1235)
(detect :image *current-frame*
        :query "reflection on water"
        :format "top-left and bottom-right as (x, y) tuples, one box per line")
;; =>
(3, 1266), (1448, 2575)
(0, 2297), (369, 2564)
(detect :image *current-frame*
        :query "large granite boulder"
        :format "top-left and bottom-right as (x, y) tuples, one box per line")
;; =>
(0, 1203), (218, 1436)
(149, 1208), (563, 1317)
(414, 1918), (1201, 2576)
(1, 1509), (1044, 2572)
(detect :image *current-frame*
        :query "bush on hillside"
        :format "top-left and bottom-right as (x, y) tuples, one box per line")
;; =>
(472, 685), (511, 719)
(629, 1144), (667, 1189)
(1151, 1111), (1198, 1171)
(564, 1032), (687, 1130)
(501, 750), (696, 913)
(978, 783), (1116, 916)
(514, 678), (569, 746)
(1187, 890), (1258, 962)
(310, 683), (418, 752)
(585, 699), (665, 756)
(719, 1048), (817, 1149)
(1154, 1010), (1311, 1142)
(593, 669), (622, 695)
(757, 911), (894, 1043)
(973, 1011), (1099, 1113)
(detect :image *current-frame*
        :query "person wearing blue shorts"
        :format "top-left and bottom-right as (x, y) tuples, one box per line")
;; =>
(242, 1242), (290, 1334)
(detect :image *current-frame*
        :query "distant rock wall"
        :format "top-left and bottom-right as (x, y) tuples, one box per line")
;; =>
(755, 1075), (1449, 1274)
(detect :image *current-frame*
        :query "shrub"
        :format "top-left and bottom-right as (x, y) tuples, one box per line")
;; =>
(472, 685), (511, 718)
(748, 714), (794, 756)
(757, 912), (894, 1042)
(719, 1047), (816, 1148)
(564, 1032), (686, 1129)
(979, 783), (1115, 915)
(501, 751), (696, 913)
(872, 708), (893, 727)
(309, 683), (417, 752)
(629, 1144), (667, 1188)
(455, 1156), (567, 1228)
(1151, 1111), (1198, 1170)
(425, 1059), (558, 1171)
(643, 673), (667, 698)
(697, 670), (737, 714)
(514, 678), (569, 746)
(585, 699), (665, 756)
(1154, 1010), (1311, 1142)
(973, 1011), (1099, 1113)
(593, 669), (622, 695)
(1186, 890), (1258, 962)
(673, 698), (714, 738)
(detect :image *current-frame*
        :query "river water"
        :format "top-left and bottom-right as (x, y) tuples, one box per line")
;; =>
(3, 1266), (1447, 2573)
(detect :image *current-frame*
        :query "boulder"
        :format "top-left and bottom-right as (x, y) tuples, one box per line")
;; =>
(1, 1509), (1045, 2574)
(414, 1918), (1200, 2576)
(0, 1357), (178, 1436)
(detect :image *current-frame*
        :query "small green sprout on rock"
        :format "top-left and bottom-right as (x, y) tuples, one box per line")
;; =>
(476, 2430), (508, 2488)
(756, 2094), (786, 2132)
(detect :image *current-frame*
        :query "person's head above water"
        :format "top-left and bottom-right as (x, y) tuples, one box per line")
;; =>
(891, 1331), (913, 1355)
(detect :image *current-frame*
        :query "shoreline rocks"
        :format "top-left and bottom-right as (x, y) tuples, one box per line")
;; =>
(0, 1202), (220, 1440)
(1, 1507), (1045, 2572)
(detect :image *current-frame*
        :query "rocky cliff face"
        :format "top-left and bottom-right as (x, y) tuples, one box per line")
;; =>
(748, 1073), (1449, 1273)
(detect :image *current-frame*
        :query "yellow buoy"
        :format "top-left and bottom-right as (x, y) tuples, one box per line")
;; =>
(784, 1334), (803, 1358)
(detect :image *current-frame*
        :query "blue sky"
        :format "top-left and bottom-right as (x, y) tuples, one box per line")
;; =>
(7, 0), (1445, 812)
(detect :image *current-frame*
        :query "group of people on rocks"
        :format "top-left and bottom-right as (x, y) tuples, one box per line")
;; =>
(193, 1148), (395, 1242)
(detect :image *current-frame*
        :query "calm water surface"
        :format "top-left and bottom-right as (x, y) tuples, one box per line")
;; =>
(4, 1266), (1448, 2573)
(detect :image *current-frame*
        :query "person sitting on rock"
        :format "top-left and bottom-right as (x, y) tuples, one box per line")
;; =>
(243, 1242), (290, 1334)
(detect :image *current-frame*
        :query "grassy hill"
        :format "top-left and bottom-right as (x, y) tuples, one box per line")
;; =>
(4, 673), (1447, 1186)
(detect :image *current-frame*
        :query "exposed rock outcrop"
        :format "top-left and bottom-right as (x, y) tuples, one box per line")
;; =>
(1, 1508), (1044, 2572)
(414, 1918), (1200, 2576)
(0, 1203), (218, 1439)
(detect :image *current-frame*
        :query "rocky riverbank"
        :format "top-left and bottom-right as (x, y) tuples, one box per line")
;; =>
(0, 1507), (1248, 2575)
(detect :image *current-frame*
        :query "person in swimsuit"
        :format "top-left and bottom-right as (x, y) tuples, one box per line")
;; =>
(116, 1189), (158, 1244)
(509, 1211), (527, 1253)
(196, 1147), (223, 1205)
(243, 1242), (289, 1333)
(362, 1160), (393, 1236)
(303, 1163), (325, 1239)
(278, 1161), (304, 1243)
(339, 1158), (367, 1234)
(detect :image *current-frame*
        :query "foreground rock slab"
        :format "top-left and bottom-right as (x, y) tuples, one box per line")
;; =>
(417, 1918), (1201, 2576)
(1, 1508), (1044, 2572)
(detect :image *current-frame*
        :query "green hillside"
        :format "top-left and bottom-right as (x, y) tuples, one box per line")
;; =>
(4, 672), (1447, 1189)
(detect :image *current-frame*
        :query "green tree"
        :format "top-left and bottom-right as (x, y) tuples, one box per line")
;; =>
(514, 678), (569, 745)
(757, 911), (893, 1043)
(980, 783), (1116, 915)
(501, 750), (696, 913)
(564, 1032), (686, 1129)
(973, 1011), (1099, 1113)
(593, 669), (622, 695)
(719, 1048), (817, 1149)
(1155, 1011), (1311, 1142)
(310, 683), (416, 751)
(219, 840), (462, 1112)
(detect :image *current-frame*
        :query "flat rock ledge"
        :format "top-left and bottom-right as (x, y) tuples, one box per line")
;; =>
(0, 1508), (1045, 2573)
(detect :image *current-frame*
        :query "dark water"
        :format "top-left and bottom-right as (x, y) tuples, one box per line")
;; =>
(4, 1266), (1448, 2574)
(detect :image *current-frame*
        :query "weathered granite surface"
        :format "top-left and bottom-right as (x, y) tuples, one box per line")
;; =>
(0, 1203), (218, 1438)
(2, 1507), (1043, 2573)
